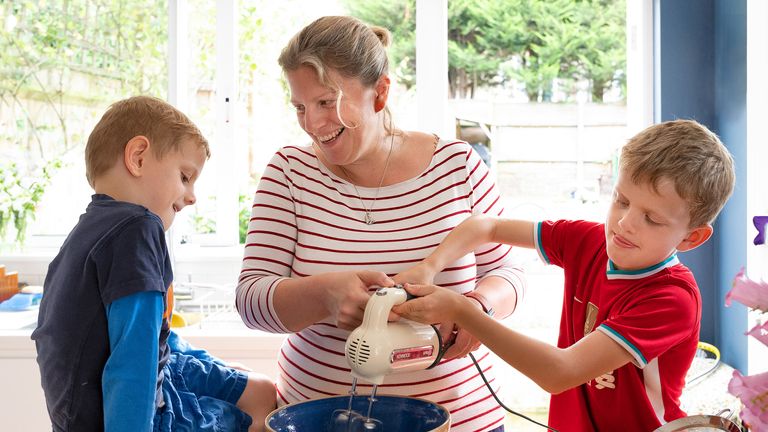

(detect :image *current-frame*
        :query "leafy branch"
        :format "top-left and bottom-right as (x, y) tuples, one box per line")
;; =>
(0, 158), (62, 244)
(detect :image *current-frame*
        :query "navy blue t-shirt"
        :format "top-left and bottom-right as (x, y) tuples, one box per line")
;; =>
(32, 194), (173, 431)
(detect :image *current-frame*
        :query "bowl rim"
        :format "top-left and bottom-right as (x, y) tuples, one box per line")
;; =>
(265, 393), (451, 430)
(653, 414), (743, 432)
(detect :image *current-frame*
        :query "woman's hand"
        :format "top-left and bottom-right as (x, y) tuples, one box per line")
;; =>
(441, 325), (482, 360)
(322, 270), (394, 330)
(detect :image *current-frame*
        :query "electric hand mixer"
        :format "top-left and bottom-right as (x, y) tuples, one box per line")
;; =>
(333, 285), (449, 431)
(345, 284), (448, 384)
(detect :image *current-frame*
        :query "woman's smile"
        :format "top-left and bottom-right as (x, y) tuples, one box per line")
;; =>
(316, 127), (345, 144)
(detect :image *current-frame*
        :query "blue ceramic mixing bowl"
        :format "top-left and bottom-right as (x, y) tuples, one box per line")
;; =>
(266, 394), (450, 431)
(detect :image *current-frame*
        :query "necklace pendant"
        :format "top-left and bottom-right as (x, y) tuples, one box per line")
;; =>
(364, 212), (375, 225)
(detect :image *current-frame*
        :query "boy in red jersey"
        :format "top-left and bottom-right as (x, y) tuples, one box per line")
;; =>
(394, 119), (736, 431)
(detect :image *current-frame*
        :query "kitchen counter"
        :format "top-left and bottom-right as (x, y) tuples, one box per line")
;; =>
(0, 309), (285, 431)
(680, 356), (744, 425)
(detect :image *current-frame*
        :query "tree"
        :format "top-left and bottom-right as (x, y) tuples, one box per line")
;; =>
(447, 0), (517, 98)
(571, 0), (626, 102)
(342, 0), (417, 89)
(499, 0), (580, 102)
(344, 0), (626, 102)
(0, 0), (168, 158)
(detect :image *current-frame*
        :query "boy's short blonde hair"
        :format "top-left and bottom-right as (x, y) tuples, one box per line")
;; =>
(620, 119), (735, 228)
(85, 96), (210, 187)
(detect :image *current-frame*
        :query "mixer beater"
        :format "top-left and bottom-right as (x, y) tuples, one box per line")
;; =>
(332, 285), (449, 431)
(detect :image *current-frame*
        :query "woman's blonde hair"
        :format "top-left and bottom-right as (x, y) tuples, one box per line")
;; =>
(85, 96), (209, 187)
(278, 15), (394, 132)
(620, 119), (735, 227)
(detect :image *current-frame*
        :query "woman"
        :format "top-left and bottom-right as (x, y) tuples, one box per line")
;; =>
(236, 16), (525, 431)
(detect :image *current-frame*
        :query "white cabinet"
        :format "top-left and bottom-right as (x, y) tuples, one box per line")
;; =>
(0, 328), (284, 431)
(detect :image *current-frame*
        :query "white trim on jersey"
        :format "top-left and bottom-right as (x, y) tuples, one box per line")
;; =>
(643, 358), (666, 425)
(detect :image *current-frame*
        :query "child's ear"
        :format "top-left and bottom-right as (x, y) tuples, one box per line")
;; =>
(124, 136), (151, 177)
(676, 224), (713, 252)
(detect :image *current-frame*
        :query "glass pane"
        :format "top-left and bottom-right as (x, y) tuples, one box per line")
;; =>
(240, 0), (347, 227)
(172, 0), (347, 324)
(174, 0), (217, 245)
(0, 0), (167, 247)
(176, 0), (346, 247)
(452, 0), (627, 419)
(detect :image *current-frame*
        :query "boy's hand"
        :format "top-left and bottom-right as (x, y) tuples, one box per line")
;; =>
(393, 283), (484, 359)
(393, 262), (437, 286)
(392, 283), (462, 324)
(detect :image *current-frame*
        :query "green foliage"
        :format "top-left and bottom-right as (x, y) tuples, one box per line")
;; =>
(343, 0), (417, 88)
(0, 0), (169, 245)
(571, 0), (627, 101)
(0, 158), (62, 244)
(0, 0), (168, 96)
(189, 210), (216, 236)
(186, 192), (251, 244)
(344, 0), (626, 102)
(239, 192), (251, 245)
(447, 0), (509, 97)
(0, 0), (168, 156)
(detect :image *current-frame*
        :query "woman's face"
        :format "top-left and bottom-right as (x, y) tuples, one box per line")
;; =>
(286, 65), (384, 167)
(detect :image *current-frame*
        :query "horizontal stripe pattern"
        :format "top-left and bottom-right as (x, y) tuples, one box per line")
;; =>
(236, 140), (524, 431)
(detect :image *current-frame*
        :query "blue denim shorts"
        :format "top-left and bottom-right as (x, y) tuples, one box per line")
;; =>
(153, 352), (252, 432)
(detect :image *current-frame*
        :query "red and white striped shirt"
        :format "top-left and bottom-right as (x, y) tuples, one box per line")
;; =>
(237, 139), (525, 431)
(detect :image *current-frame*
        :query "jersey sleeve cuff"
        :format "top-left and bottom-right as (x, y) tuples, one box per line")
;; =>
(533, 222), (550, 264)
(598, 324), (648, 368)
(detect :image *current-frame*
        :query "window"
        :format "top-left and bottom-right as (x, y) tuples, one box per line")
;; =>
(2, 0), (639, 424)
(0, 0), (347, 250)
(169, 0), (348, 248)
(3, 0), (642, 252)
(0, 0), (168, 247)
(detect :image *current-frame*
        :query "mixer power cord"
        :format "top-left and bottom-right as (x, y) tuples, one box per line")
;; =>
(468, 352), (559, 432)
(685, 341), (721, 387)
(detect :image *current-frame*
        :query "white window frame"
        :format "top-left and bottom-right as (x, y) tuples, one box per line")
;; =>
(626, 0), (654, 134)
(416, 0), (450, 137)
(168, 0), (239, 248)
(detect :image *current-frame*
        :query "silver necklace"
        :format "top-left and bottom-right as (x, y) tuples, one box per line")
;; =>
(340, 132), (395, 225)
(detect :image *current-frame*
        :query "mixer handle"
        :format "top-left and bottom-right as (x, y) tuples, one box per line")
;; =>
(360, 285), (409, 331)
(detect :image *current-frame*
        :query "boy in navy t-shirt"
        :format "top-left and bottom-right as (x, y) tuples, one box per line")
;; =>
(32, 96), (276, 431)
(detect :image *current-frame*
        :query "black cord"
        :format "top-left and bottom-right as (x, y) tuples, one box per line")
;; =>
(685, 359), (720, 386)
(468, 352), (559, 432)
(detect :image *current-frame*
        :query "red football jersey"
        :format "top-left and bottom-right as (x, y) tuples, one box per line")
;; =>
(534, 220), (700, 432)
